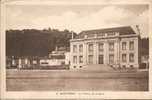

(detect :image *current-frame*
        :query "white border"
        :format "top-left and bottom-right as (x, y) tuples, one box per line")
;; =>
(1, 0), (152, 99)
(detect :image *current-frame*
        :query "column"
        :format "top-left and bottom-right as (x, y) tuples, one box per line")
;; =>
(70, 43), (73, 68)
(83, 42), (87, 65)
(115, 39), (120, 65)
(12, 59), (15, 66)
(117, 39), (120, 66)
(96, 42), (99, 64)
(77, 44), (79, 67)
(94, 42), (97, 64)
(104, 41), (108, 65)
(18, 58), (22, 69)
(86, 43), (88, 64)
(135, 38), (139, 68)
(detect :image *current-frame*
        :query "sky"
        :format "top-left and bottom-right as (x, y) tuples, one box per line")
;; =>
(6, 4), (149, 37)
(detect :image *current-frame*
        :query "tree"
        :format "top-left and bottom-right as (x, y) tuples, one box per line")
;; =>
(6, 28), (77, 57)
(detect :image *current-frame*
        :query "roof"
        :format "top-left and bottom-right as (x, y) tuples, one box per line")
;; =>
(76, 26), (136, 39)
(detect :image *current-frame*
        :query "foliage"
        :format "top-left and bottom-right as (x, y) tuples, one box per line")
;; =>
(6, 28), (77, 57)
(140, 38), (149, 55)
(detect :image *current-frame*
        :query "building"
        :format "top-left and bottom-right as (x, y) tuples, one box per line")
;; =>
(6, 46), (70, 70)
(6, 56), (40, 69)
(141, 55), (149, 69)
(40, 58), (65, 66)
(70, 26), (141, 70)
(39, 46), (70, 67)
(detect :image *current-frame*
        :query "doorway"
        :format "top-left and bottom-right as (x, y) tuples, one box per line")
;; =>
(99, 55), (104, 64)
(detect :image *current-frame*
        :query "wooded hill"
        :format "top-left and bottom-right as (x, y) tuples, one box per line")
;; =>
(6, 28), (77, 57)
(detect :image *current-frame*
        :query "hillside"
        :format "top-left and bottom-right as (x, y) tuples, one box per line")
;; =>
(6, 28), (77, 57)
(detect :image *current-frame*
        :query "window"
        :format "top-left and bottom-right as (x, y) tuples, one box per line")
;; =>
(97, 33), (105, 37)
(87, 34), (94, 38)
(109, 42), (114, 51)
(79, 56), (83, 63)
(73, 45), (77, 53)
(88, 55), (93, 64)
(129, 41), (134, 50)
(107, 32), (115, 36)
(129, 53), (134, 62)
(73, 56), (77, 63)
(122, 54), (127, 62)
(99, 43), (104, 52)
(88, 44), (93, 52)
(99, 55), (104, 64)
(41, 62), (48, 64)
(79, 44), (83, 53)
(109, 54), (114, 64)
(122, 42), (126, 50)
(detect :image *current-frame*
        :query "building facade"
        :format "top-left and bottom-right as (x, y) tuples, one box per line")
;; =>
(70, 26), (141, 70)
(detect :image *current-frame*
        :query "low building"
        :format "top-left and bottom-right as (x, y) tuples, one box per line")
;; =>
(40, 46), (70, 67)
(6, 56), (40, 69)
(70, 26), (141, 70)
(40, 58), (65, 66)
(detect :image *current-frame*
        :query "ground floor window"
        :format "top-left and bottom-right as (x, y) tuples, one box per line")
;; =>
(109, 54), (114, 64)
(129, 53), (134, 62)
(122, 54), (127, 62)
(73, 56), (77, 64)
(88, 55), (93, 64)
(79, 56), (83, 63)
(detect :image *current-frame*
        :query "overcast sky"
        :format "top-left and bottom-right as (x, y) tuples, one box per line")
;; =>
(6, 4), (149, 37)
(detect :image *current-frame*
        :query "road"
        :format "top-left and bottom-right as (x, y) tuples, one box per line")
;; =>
(6, 69), (148, 91)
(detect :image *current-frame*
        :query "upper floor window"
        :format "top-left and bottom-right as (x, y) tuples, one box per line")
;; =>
(122, 54), (127, 62)
(88, 44), (93, 52)
(97, 33), (105, 37)
(129, 53), (134, 62)
(87, 34), (94, 38)
(122, 42), (126, 50)
(109, 42), (114, 51)
(107, 32), (115, 36)
(129, 41), (134, 50)
(99, 43), (104, 52)
(73, 45), (77, 53)
(88, 55), (93, 64)
(79, 44), (83, 53)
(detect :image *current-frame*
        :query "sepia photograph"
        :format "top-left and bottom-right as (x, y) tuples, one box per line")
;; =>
(0, 0), (152, 99)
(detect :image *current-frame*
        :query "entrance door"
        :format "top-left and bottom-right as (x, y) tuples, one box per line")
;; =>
(99, 55), (104, 64)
